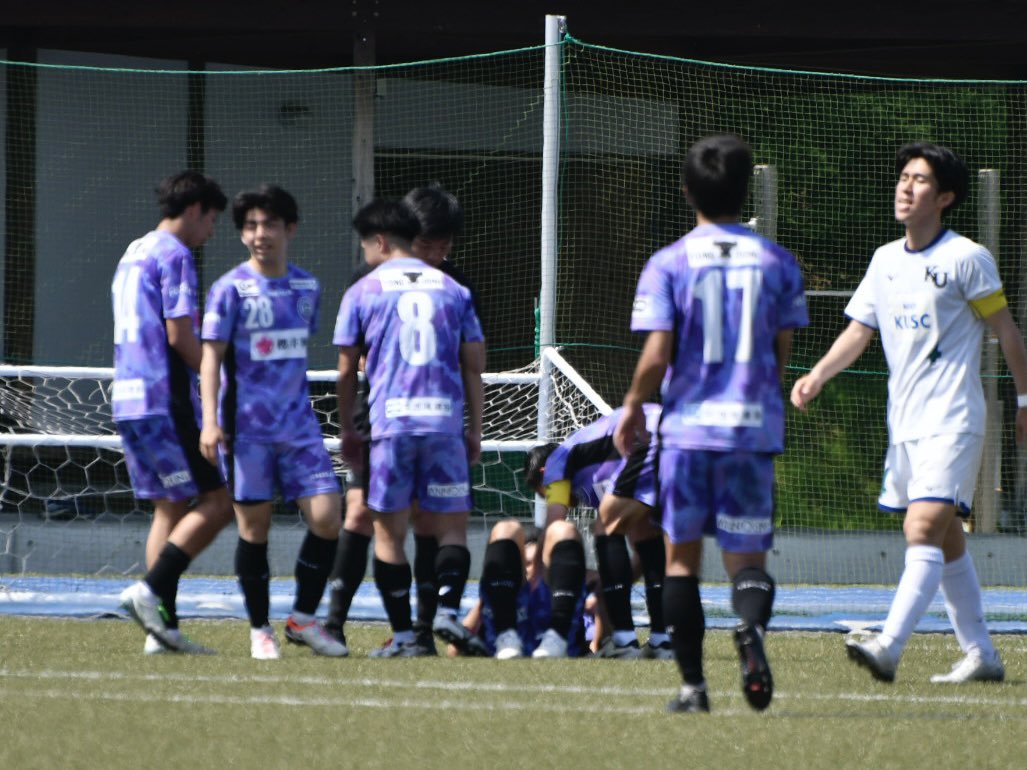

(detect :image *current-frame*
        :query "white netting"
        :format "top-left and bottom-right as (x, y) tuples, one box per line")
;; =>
(0, 351), (610, 573)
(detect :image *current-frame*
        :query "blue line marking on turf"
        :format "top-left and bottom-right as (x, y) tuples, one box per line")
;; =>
(1, 576), (1025, 633)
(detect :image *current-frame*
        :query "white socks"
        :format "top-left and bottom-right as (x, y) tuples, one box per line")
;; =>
(880, 545), (944, 657)
(940, 551), (996, 658)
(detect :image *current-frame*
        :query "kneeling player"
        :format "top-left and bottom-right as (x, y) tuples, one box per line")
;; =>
(450, 521), (588, 659)
(525, 403), (669, 659)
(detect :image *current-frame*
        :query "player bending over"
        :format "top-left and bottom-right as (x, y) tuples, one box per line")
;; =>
(525, 403), (669, 659)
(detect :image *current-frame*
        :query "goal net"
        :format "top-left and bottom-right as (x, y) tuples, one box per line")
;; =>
(0, 348), (607, 574)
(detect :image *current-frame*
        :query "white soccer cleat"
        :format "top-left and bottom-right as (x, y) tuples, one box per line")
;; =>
(531, 628), (568, 659)
(144, 630), (217, 656)
(845, 634), (897, 682)
(494, 629), (524, 660)
(143, 633), (166, 655)
(284, 617), (348, 657)
(250, 625), (281, 660)
(119, 581), (173, 646)
(930, 650), (1004, 684)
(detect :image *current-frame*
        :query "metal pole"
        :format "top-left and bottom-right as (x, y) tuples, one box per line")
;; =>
(750, 165), (778, 241)
(535, 14), (565, 524)
(351, 31), (376, 272)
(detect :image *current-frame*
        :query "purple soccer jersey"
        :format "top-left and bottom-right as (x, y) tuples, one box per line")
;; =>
(202, 262), (323, 442)
(542, 404), (661, 509)
(630, 223), (808, 453)
(111, 230), (200, 421)
(333, 256), (483, 439)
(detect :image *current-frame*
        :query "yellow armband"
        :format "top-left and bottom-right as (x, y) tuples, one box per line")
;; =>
(969, 289), (1007, 319)
(544, 479), (572, 507)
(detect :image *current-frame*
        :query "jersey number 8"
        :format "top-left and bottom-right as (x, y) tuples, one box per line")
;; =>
(397, 291), (437, 366)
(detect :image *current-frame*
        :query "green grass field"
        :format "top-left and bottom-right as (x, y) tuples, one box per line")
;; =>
(1, 617), (1024, 769)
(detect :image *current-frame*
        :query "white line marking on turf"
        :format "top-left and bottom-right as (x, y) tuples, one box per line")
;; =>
(0, 687), (675, 716)
(1, 667), (1025, 708)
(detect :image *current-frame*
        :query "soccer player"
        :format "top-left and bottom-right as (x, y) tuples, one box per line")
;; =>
(454, 521), (589, 659)
(792, 143), (1027, 684)
(114, 170), (233, 655)
(524, 404), (670, 659)
(616, 135), (808, 713)
(325, 184), (479, 655)
(199, 184), (344, 660)
(335, 198), (485, 657)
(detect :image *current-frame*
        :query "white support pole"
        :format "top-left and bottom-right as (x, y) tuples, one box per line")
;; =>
(750, 165), (778, 241)
(535, 14), (565, 524)
(351, 31), (376, 271)
(976, 169), (1001, 533)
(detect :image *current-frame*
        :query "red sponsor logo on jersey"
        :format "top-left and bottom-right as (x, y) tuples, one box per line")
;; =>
(256, 336), (274, 356)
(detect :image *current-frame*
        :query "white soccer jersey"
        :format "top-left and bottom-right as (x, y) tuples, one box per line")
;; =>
(844, 229), (1006, 444)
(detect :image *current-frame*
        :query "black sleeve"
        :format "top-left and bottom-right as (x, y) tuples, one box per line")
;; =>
(347, 261), (374, 290)
(438, 259), (483, 321)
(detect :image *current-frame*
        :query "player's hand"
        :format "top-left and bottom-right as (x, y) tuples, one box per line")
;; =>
(341, 428), (365, 469)
(465, 430), (482, 466)
(613, 403), (648, 457)
(790, 374), (823, 411)
(199, 424), (226, 465)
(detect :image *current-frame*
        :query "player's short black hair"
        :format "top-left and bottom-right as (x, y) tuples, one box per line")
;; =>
(403, 183), (464, 239)
(524, 442), (559, 491)
(522, 524), (541, 546)
(232, 184), (300, 230)
(352, 198), (421, 242)
(681, 134), (753, 219)
(895, 142), (968, 215)
(156, 170), (227, 219)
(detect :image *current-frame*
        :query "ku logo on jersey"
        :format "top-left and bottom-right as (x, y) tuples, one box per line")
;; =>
(296, 295), (314, 322)
(924, 266), (948, 288)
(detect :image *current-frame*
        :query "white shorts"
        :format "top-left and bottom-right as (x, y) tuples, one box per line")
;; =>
(878, 433), (983, 516)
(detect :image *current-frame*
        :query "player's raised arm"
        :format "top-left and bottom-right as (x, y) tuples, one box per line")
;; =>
(790, 320), (875, 411)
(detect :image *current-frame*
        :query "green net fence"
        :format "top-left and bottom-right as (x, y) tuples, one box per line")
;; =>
(1, 35), (1025, 585)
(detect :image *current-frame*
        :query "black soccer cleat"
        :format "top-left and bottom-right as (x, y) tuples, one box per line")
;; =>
(412, 621), (439, 657)
(734, 622), (773, 711)
(433, 613), (488, 657)
(666, 684), (710, 714)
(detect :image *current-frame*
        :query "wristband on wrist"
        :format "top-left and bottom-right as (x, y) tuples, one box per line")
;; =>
(1017, 394), (1027, 409)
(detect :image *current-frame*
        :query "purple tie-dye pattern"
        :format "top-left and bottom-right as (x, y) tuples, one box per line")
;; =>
(542, 404), (661, 509)
(202, 262), (322, 442)
(111, 230), (200, 421)
(333, 256), (483, 439)
(630, 223), (808, 453)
